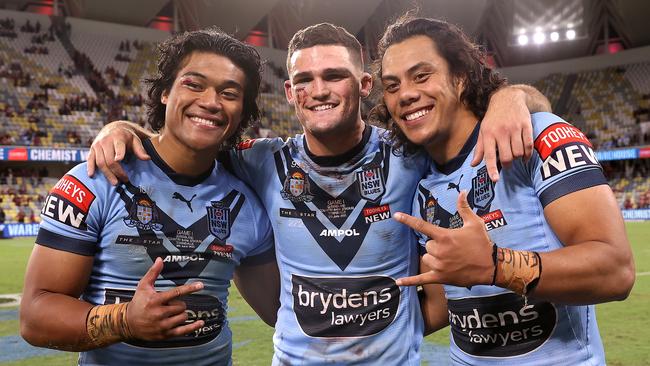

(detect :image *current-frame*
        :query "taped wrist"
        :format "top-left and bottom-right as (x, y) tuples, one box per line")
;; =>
(494, 246), (542, 296)
(86, 303), (133, 348)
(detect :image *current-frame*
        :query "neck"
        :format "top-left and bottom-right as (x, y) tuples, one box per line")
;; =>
(426, 108), (479, 165)
(304, 119), (366, 157)
(151, 134), (217, 176)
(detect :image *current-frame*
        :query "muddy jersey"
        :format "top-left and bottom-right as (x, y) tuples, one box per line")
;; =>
(227, 125), (428, 365)
(413, 112), (607, 365)
(36, 139), (273, 366)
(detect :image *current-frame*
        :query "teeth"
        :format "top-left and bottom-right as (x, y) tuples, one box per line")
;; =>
(190, 116), (220, 126)
(404, 108), (432, 121)
(312, 104), (335, 111)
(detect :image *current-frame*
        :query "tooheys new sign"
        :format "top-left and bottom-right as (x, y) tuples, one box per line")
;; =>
(291, 275), (400, 337)
(447, 293), (557, 357)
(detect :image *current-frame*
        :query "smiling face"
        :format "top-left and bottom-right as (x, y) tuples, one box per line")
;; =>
(161, 51), (246, 155)
(284, 45), (371, 140)
(381, 35), (468, 151)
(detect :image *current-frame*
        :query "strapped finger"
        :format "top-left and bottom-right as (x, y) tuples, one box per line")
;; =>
(158, 282), (204, 304)
(394, 212), (443, 239)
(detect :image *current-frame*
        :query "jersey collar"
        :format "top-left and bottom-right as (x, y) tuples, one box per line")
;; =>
(143, 138), (215, 186)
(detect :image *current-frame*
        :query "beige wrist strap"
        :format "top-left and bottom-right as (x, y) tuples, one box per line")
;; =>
(86, 303), (133, 348)
(494, 246), (542, 296)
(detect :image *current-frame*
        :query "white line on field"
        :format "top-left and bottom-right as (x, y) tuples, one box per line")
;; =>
(636, 272), (650, 277)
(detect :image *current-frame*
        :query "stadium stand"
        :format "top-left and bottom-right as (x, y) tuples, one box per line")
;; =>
(0, 8), (649, 216)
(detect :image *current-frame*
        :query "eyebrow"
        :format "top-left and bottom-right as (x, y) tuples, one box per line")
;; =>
(381, 61), (435, 82)
(292, 67), (352, 81)
(181, 72), (244, 89)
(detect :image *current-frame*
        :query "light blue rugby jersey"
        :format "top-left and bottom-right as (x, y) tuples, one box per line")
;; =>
(36, 139), (274, 366)
(227, 125), (428, 365)
(413, 112), (607, 365)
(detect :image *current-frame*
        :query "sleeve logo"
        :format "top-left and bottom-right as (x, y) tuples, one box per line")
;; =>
(41, 175), (95, 230)
(534, 122), (600, 180)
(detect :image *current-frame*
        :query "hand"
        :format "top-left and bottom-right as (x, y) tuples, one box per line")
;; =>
(394, 191), (494, 287)
(87, 121), (149, 185)
(471, 87), (533, 182)
(126, 258), (205, 340)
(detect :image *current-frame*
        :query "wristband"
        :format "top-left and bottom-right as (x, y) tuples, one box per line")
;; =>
(494, 247), (542, 296)
(86, 302), (133, 348)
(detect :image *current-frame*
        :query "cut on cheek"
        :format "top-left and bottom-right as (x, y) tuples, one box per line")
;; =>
(295, 87), (308, 104)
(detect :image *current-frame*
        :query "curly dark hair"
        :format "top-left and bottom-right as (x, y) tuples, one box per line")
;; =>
(145, 26), (262, 149)
(369, 16), (507, 155)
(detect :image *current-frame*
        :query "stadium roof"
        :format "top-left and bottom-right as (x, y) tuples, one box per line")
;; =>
(3, 0), (649, 66)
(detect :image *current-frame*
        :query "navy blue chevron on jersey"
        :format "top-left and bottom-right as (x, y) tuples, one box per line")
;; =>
(37, 139), (274, 366)
(227, 125), (429, 365)
(412, 112), (606, 365)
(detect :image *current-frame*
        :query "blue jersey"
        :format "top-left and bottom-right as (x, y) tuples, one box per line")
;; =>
(227, 125), (428, 365)
(413, 112), (607, 365)
(37, 139), (274, 366)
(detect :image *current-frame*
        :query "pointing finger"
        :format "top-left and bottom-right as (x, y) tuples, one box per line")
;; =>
(393, 212), (443, 239)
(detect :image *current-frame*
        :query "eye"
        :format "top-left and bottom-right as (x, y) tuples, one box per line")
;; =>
(221, 89), (241, 100)
(182, 79), (202, 90)
(384, 82), (399, 93)
(415, 73), (430, 83)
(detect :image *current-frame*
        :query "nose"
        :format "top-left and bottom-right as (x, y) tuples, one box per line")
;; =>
(197, 88), (222, 112)
(399, 83), (419, 107)
(310, 78), (330, 100)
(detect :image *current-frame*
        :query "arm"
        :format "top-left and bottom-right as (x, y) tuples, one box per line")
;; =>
(473, 84), (552, 181)
(87, 121), (154, 185)
(418, 258), (449, 336)
(20, 245), (205, 351)
(395, 189), (635, 305)
(233, 258), (280, 327)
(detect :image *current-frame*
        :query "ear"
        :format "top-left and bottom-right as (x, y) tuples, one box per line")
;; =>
(284, 79), (294, 105)
(161, 90), (169, 105)
(359, 72), (373, 98)
(455, 77), (466, 100)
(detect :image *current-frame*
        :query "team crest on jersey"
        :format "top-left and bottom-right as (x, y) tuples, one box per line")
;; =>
(356, 164), (385, 202)
(425, 196), (438, 225)
(281, 170), (313, 202)
(124, 194), (163, 230)
(472, 166), (494, 210)
(206, 201), (231, 241)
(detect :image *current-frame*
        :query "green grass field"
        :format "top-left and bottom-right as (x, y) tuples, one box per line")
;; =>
(1, 222), (649, 365)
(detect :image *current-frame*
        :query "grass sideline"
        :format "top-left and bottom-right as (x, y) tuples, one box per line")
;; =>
(0, 221), (648, 365)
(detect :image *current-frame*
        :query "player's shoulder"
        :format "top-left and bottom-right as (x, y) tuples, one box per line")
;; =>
(531, 112), (573, 135)
(214, 163), (265, 206)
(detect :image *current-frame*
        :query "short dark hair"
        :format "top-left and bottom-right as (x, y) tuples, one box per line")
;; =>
(370, 16), (507, 155)
(145, 27), (262, 149)
(286, 23), (363, 72)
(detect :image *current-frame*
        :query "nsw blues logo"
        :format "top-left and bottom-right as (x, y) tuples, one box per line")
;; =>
(207, 201), (230, 241)
(356, 164), (385, 202)
(472, 166), (494, 210)
(124, 194), (163, 231)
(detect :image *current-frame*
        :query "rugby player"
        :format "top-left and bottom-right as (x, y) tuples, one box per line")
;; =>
(20, 28), (279, 365)
(375, 16), (635, 364)
(87, 23), (551, 364)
